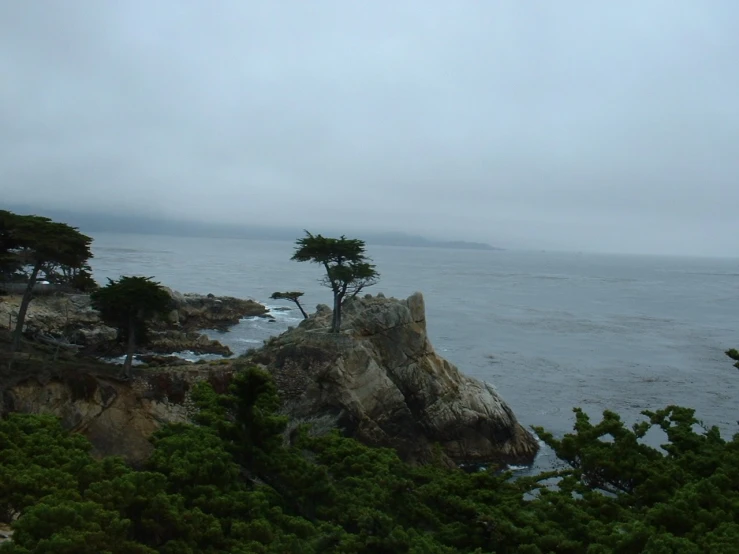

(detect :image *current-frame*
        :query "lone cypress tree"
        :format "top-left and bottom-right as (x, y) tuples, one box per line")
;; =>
(291, 231), (379, 333)
(91, 276), (172, 378)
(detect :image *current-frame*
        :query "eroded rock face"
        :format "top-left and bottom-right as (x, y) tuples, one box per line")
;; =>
(250, 292), (538, 467)
(1, 367), (235, 463)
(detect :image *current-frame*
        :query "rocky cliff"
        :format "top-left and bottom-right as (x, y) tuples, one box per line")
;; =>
(1, 363), (235, 463)
(249, 293), (538, 466)
(1, 291), (537, 468)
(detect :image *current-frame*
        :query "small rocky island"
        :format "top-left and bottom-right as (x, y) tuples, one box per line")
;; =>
(0, 287), (537, 468)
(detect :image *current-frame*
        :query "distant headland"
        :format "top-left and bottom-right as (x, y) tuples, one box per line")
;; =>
(364, 232), (502, 251)
(4, 205), (503, 252)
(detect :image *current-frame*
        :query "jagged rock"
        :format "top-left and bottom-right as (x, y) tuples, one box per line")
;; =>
(69, 324), (119, 346)
(249, 292), (538, 467)
(162, 288), (268, 331)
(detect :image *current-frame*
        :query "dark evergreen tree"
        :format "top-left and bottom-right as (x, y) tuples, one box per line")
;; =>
(90, 276), (171, 378)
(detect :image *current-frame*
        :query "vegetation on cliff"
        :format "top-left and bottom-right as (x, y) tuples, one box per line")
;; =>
(1, 364), (737, 553)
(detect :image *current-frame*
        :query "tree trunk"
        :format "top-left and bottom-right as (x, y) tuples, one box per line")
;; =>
(11, 261), (41, 352)
(331, 293), (342, 333)
(293, 299), (308, 319)
(123, 316), (136, 379)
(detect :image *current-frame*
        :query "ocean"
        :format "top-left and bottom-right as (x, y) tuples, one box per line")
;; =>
(88, 232), (739, 470)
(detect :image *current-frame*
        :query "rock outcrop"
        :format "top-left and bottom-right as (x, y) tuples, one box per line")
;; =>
(0, 289), (267, 357)
(249, 292), (538, 467)
(162, 289), (268, 331)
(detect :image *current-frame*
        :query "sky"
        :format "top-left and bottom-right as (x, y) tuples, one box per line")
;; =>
(1, 1), (738, 256)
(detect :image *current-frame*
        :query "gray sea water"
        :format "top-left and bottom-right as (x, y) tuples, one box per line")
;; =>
(88, 232), (739, 469)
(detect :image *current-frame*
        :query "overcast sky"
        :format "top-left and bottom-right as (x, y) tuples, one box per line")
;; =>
(2, 2), (738, 256)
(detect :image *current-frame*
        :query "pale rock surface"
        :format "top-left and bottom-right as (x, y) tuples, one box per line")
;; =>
(250, 292), (538, 466)
(160, 288), (268, 330)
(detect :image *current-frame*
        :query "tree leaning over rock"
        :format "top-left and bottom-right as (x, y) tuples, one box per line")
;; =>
(270, 291), (308, 319)
(90, 276), (172, 379)
(291, 231), (379, 333)
(1, 210), (93, 352)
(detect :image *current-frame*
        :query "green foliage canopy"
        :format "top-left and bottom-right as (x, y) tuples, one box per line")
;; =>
(1, 364), (738, 553)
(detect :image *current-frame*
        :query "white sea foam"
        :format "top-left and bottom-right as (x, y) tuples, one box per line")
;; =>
(265, 304), (292, 312)
(265, 305), (303, 322)
(171, 350), (226, 362)
(103, 354), (144, 366)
